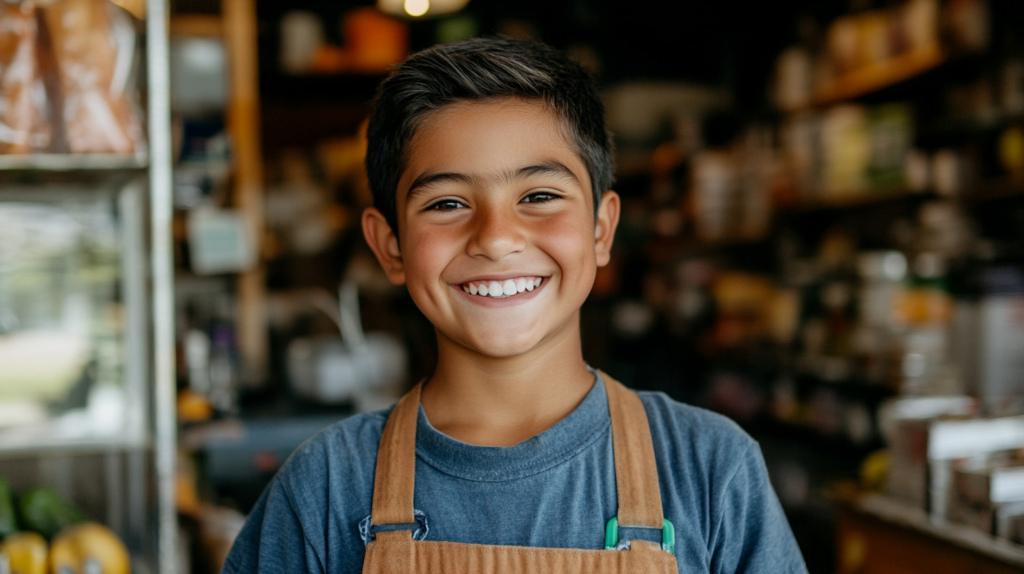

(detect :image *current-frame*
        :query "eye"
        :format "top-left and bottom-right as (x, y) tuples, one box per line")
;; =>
(521, 191), (562, 204)
(426, 199), (467, 211)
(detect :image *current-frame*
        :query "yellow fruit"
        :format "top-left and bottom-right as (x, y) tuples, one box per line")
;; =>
(47, 538), (77, 574)
(999, 126), (1024, 179)
(49, 523), (129, 574)
(0, 531), (48, 574)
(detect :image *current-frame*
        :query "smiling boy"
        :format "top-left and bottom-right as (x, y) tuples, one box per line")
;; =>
(364, 95), (614, 448)
(223, 38), (807, 574)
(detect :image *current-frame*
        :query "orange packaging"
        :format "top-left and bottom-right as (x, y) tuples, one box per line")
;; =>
(896, 287), (953, 325)
(343, 8), (408, 73)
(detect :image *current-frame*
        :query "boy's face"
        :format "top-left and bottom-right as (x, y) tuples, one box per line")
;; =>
(363, 98), (619, 359)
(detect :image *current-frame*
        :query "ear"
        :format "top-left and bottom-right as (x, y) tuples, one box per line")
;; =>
(361, 207), (406, 285)
(594, 191), (620, 267)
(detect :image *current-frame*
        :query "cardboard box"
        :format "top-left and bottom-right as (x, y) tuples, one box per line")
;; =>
(956, 463), (1024, 505)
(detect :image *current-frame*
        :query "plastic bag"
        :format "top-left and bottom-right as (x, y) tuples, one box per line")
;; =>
(0, 0), (144, 155)
(0, 1), (50, 153)
(42, 0), (144, 154)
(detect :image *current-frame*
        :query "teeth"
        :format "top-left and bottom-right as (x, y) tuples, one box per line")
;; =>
(461, 277), (543, 298)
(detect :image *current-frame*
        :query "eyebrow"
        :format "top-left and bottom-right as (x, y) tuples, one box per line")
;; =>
(406, 161), (582, 200)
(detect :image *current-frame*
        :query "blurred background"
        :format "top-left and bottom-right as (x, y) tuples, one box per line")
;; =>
(1, 0), (1024, 572)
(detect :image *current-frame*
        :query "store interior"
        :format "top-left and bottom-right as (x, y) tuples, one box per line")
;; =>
(2, 0), (1024, 572)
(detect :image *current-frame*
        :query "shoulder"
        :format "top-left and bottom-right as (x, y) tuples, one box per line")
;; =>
(223, 408), (394, 574)
(280, 408), (391, 476)
(638, 391), (756, 457)
(636, 393), (809, 573)
(636, 391), (760, 493)
(290, 407), (391, 463)
(272, 408), (392, 515)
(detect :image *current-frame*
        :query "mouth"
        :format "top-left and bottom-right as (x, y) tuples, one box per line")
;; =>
(458, 276), (545, 299)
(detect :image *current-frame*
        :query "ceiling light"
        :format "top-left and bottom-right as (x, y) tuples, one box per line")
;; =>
(404, 0), (429, 17)
(378, 0), (470, 19)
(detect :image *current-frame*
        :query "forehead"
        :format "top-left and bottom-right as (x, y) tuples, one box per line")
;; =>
(399, 98), (590, 195)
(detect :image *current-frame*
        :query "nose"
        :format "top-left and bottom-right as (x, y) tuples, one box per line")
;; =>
(466, 202), (527, 261)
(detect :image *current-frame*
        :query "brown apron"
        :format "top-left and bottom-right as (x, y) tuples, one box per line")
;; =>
(362, 371), (679, 573)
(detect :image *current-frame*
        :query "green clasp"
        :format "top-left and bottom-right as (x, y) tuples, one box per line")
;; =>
(604, 516), (676, 555)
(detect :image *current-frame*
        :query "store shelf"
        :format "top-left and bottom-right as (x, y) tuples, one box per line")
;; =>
(848, 494), (1024, 569)
(0, 153), (147, 171)
(965, 179), (1024, 203)
(0, 432), (148, 460)
(784, 189), (930, 213)
(781, 181), (1024, 215)
(0, 0), (176, 569)
(814, 45), (946, 106)
(669, 182), (1024, 257)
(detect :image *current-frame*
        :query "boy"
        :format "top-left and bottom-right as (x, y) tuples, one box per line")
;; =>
(223, 37), (807, 573)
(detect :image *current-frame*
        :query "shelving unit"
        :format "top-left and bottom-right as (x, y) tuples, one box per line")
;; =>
(814, 44), (946, 107)
(0, 182), (148, 458)
(602, 7), (1024, 573)
(0, 153), (147, 171)
(838, 494), (1024, 574)
(0, 0), (177, 571)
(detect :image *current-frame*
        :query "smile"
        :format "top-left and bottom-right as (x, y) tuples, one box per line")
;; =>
(459, 277), (544, 299)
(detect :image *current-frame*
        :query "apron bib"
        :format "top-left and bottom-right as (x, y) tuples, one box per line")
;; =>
(362, 371), (679, 574)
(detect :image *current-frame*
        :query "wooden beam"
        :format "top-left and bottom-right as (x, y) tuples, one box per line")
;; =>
(222, 0), (267, 380)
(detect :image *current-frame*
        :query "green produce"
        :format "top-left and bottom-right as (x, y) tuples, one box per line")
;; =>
(0, 476), (17, 539)
(18, 486), (85, 540)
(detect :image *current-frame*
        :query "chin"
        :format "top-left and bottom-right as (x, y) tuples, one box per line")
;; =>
(465, 331), (541, 359)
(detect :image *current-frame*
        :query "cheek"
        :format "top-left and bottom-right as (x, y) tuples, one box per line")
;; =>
(401, 225), (458, 288)
(535, 211), (596, 280)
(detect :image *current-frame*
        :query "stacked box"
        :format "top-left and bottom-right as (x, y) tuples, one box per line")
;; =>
(951, 461), (1024, 542)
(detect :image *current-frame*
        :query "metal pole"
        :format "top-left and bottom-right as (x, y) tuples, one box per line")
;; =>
(145, 0), (178, 571)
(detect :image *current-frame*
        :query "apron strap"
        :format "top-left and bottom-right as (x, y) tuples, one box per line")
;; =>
(370, 381), (422, 526)
(600, 370), (665, 530)
(370, 372), (664, 530)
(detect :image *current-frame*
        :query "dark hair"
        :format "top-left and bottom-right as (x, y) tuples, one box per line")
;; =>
(365, 37), (615, 235)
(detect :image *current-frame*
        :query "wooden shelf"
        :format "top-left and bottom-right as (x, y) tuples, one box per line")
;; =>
(669, 182), (1023, 253)
(814, 44), (946, 106)
(781, 180), (1024, 215)
(784, 189), (929, 213)
(965, 179), (1024, 203)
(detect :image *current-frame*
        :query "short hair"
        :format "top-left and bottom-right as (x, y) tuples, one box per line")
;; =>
(365, 37), (615, 236)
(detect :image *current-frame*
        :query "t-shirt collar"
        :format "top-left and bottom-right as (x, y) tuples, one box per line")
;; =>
(414, 368), (609, 482)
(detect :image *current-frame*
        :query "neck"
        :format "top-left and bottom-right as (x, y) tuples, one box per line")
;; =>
(420, 315), (594, 447)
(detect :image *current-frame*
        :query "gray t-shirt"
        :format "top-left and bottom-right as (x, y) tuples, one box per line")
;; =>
(222, 371), (808, 573)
